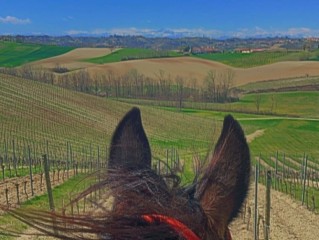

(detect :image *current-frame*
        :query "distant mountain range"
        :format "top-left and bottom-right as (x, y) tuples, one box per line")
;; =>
(1, 34), (318, 51)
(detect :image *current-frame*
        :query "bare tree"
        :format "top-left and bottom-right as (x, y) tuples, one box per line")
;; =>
(270, 94), (277, 114)
(204, 70), (216, 102)
(220, 69), (234, 102)
(255, 93), (262, 113)
(106, 70), (115, 97)
(175, 75), (184, 111)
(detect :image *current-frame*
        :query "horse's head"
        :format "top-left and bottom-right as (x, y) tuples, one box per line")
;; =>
(6, 107), (250, 240)
(104, 107), (250, 240)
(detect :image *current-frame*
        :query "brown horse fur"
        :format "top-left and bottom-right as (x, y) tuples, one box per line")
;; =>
(2, 107), (250, 240)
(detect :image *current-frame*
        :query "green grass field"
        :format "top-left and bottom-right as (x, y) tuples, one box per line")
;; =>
(237, 76), (319, 93)
(193, 50), (319, 68)
(119, 91), (319, 162)
(159, 107), (319, 161)
(0, 41), (74, 67)
(232, 91), (319, 118)
(119, 91), (319, 119)
(85, 48), (182, 64)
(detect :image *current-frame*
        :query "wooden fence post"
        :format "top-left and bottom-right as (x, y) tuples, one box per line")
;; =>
(28, 146), (34, 196)
(5, 188), (9, 206)
(254, 164), (259, 240)
(1, 164), (4, 181)
(265, 170), (271, 240)
(15, 183), (20, 204)
(43, 154), (58, 234)
(166, 149), (169, 175)
(66, 142), (70, 178)
(302, 154), (308, 205)
(43, 154), (55, 211)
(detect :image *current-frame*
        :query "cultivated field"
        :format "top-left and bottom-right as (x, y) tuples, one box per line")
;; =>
(98, 58), (319, 86)
(32, 53), (319, 86)
(31, 48), (113, 70)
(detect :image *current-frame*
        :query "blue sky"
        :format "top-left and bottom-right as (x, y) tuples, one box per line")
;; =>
(1, 0), (319, 38)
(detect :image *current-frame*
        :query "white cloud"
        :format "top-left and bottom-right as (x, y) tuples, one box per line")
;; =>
(0, 16), (31, 24)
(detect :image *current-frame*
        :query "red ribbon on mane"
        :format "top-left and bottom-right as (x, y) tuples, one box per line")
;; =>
(142, 214), (201, 240)
(142, 214), (233, 240)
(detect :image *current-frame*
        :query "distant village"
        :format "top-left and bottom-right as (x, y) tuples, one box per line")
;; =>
(185, 37), (319, 54)
(189, 46), (266, 54)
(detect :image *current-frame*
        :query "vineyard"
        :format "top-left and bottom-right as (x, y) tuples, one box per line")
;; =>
(0, 72), (222, 183)
(0, 68), (318, 239)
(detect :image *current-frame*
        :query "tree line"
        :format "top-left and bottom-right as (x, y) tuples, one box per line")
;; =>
(0, 65), (238, 105)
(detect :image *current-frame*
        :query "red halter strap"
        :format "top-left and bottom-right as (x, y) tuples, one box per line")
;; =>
(142, 214), (232, 240)
(225, 227), (232, 240)
(142, 214), (200, 240)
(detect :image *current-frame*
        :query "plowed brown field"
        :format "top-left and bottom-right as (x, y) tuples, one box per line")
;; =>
(31, 49), (319, 86)
(32, 48), (112, 70)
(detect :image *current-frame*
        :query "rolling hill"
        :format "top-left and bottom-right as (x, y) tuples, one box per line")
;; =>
(0, 41), (74, 67)
(31, 51), (319, 87)
(1, 41), (318, 87)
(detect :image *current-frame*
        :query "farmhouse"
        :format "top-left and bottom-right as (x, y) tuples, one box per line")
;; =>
(235, 48), (266, 53)
(191, 46), (218, 54)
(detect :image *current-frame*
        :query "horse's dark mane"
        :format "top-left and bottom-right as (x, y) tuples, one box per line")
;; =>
(7, 167), (205, 239)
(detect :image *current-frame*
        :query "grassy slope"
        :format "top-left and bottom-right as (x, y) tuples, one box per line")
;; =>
(120, 91), (319, 119)
(120, 91), (319, 161)
(161, 107), (319, 163)
(85, 48), (319, 68)
(241, 118), (319, 161)
(85, 48), (182, 64)
(193, 50), (319, 68)
(232, 91), (319, 118)
(0, 41), (74, 67)
(237, 76), (319, 92)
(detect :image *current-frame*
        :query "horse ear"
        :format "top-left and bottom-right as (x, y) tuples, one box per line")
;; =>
(108, 107), (151, 169)
(195, 115), (250, 237)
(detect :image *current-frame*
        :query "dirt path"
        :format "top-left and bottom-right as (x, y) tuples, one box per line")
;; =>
(230, 128), (319, 239)
(230, 184), (319, 240)
(246, 129), (265, 143)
